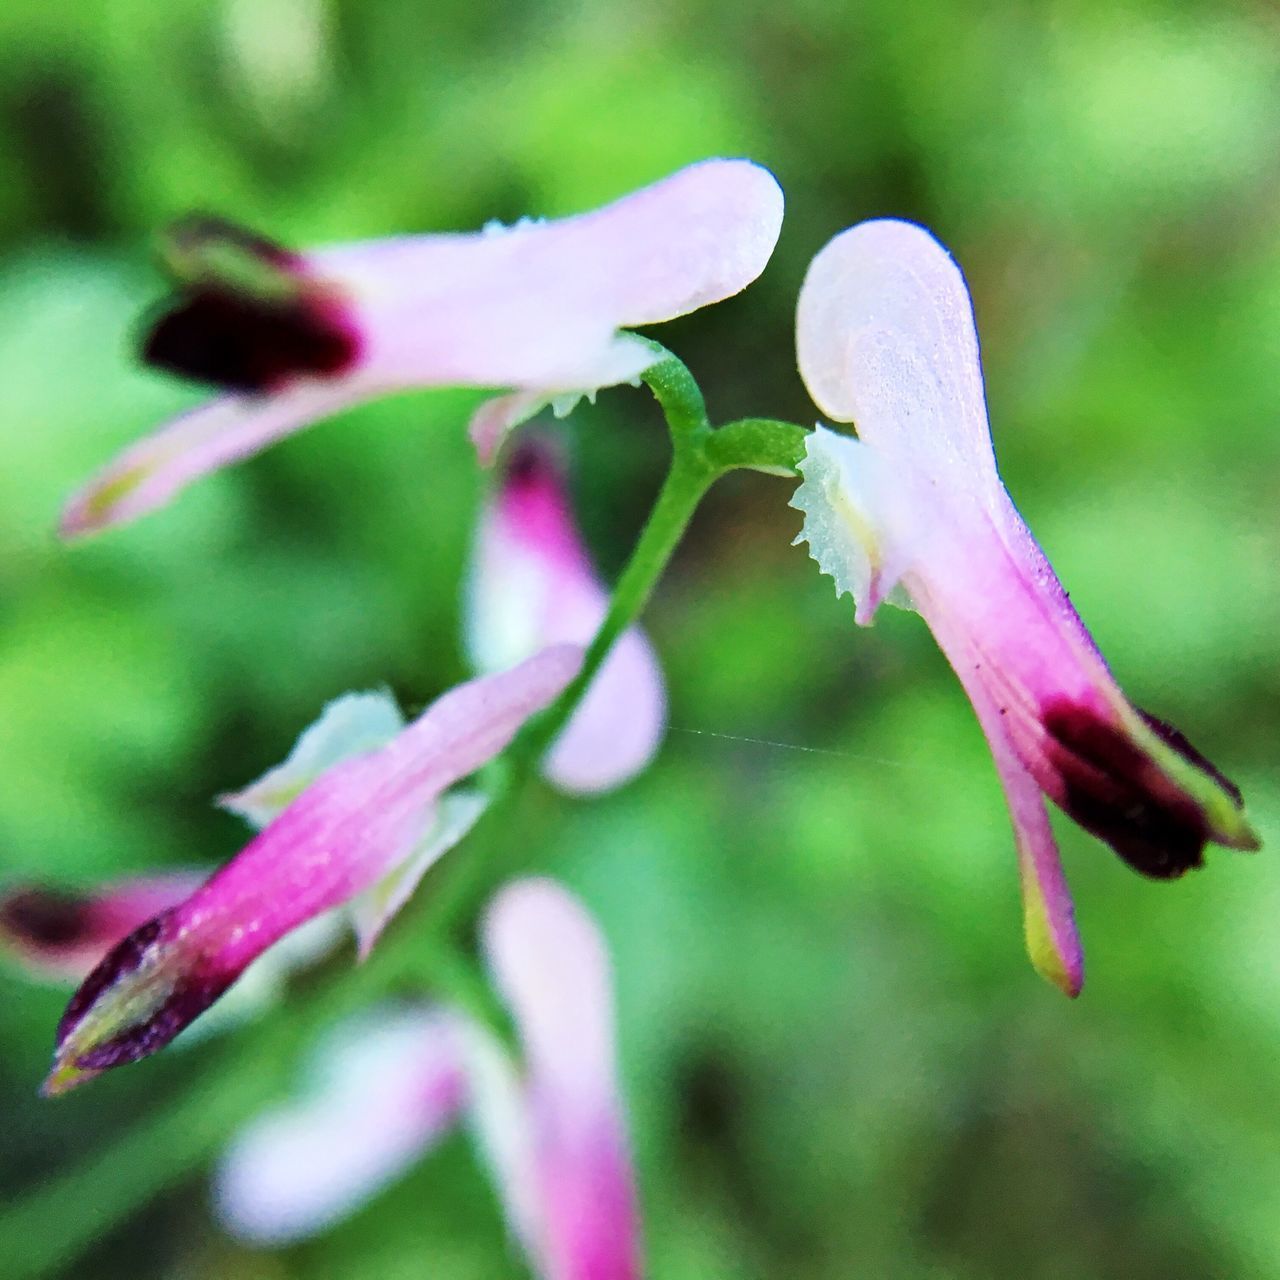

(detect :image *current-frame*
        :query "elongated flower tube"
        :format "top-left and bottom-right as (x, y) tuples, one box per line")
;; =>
(466, 439), (666, 793)
(791, 218), (1259, 997)
(45, 647), (583, 1094)
(61, 158), (784, 535)
(216, 880), (641, 1280)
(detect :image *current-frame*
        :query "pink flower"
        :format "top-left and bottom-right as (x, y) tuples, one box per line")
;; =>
(791, 218), (1259, 996)
(466, 439), (666, 794)
(45, 648), (583, 1094)
(62, 159), (784, 536)
(216, 880), (641, 1280)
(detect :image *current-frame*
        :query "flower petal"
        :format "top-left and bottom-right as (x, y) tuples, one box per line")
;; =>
(789, 425), (918, 626)
(466, 440), (665, 794)
(946, 654), (1084, 997)
(795, 218), (1003, 517)
(60, 378), (381, 538)
(467, 335), (654, 467)
(468, 391), (557, 470)
(215, 1006), (466, 1244)
(458, 1019), (542, 1261)
(143, 217), (363, 393)
(65, 159), (782, 536)
(317, 158), (783, 389)
(540, 629), (665, 796)
(349, 789), (490, 958)
(482, 879), (641, 1280)
(45, 647), (583, 1093)
(0, 874), (203, 983)
(220, 689), (406, 829)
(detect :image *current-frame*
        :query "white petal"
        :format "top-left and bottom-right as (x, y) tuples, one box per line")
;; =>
(349, 790), (490, 957)
(220, 689), (405, 829)
(789, 425), (918, 625)
(542, 629), (666, 795)
(482, 879), (640, 1280)
(465, 443), (666, 794)
(795, 219), (1003, 511)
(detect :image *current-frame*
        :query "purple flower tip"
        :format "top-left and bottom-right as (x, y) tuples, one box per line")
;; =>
(1044, 699), (1252, 879)
(44, 911), (233, 1096)
(142, 218), (361, 393)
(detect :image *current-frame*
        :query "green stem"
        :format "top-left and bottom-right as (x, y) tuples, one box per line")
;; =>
(526, 449), (715, 755)
(421, 364), (719, 929)
(638, 350), (710, 448)
(707, 416), (811, 475)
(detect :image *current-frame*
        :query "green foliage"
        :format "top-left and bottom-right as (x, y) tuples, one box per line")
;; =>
(1, 0), (1278, 1276)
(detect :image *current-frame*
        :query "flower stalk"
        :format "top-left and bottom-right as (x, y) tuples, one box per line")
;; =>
(7, 343), (808, 1273)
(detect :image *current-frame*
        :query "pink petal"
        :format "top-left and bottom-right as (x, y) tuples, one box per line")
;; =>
(468, 391), (556, 470)
(317, 159), (782, 389)
(939, 632), (1084, 997)
(219, 689), (485, 957)
(60, 378), (381, 538)
(0, 874), (203, 983)
(45, 647), (583, 1093)
(466, 441), (666, 794)
(482, 879), (641, 1280)
(64, 159), (782, 536)
(991, 748), (1084, 998)
(216, 1006), (467, 1244)
(457, 1020), (542, 1259)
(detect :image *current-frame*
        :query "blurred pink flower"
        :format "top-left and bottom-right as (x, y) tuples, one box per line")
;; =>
(45, 648), (583, 1094)
(62, 158), (784, 535)
(792, 218), (1258, 996)
(217, 879), (642, 1280)
(0, 874), (203, 983)
(466, 439), (666, 794)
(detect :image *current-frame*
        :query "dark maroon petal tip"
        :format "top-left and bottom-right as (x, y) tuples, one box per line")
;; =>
(0, 887), (92, 949)
(71, 969), (233, 1071)
(141, 217), (361, 394)
(1041, 700), (1235, 879)
(50, 911), (233, 1086)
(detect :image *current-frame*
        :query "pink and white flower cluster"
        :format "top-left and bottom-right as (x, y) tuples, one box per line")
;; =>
(1, 151), (1259, 1277)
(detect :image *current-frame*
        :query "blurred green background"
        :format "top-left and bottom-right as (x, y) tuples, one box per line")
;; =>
(1, 0), (1278, 1275)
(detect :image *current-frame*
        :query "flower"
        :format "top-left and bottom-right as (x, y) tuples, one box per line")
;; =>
(216, 879), (641, 1280)
(465, 437), (666, 793)
(62, 158), (785, 536)
(791, 218), (1259, 996)
(45, 646), (583, 1094)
